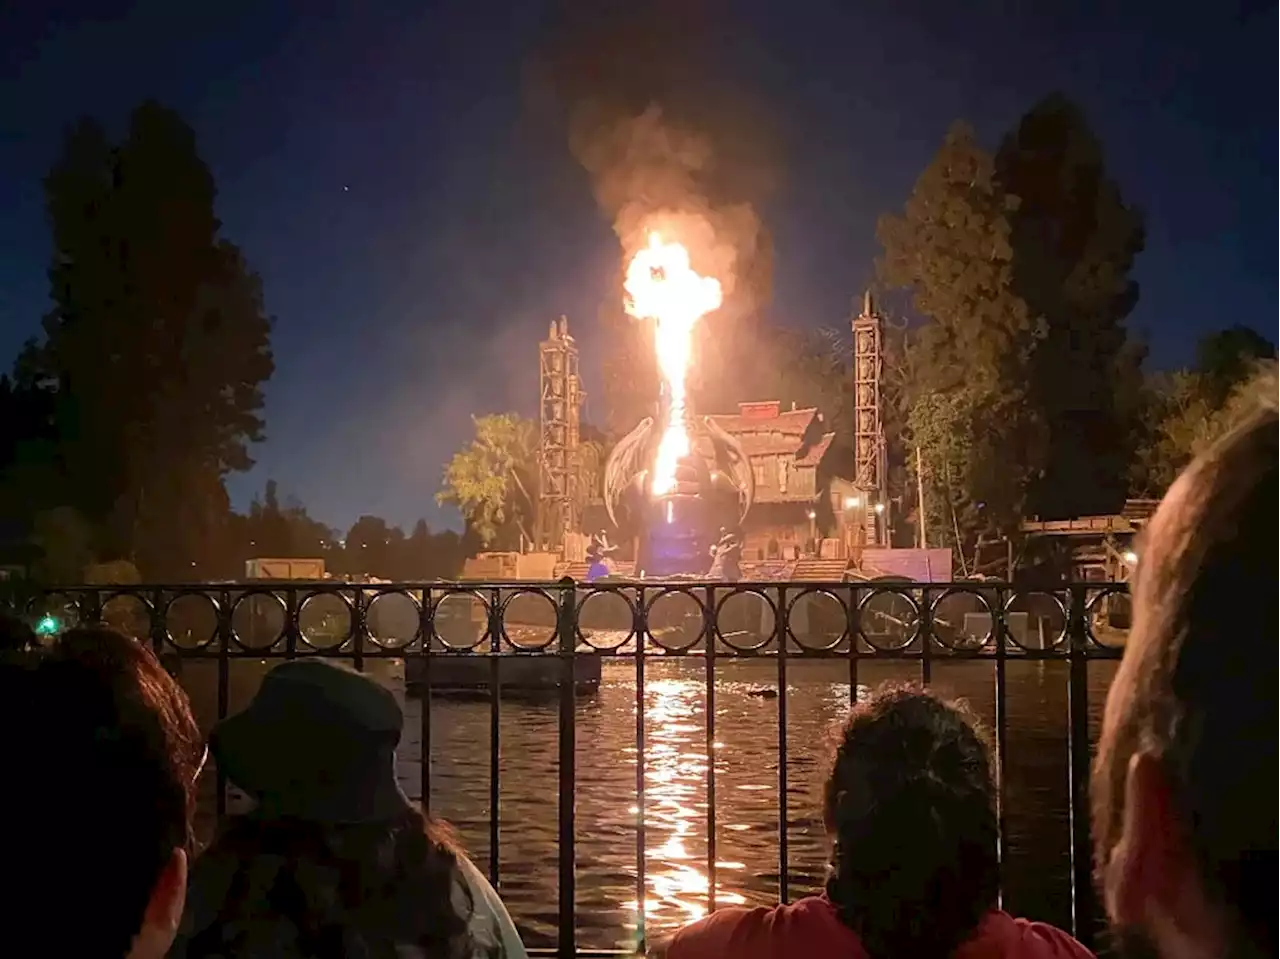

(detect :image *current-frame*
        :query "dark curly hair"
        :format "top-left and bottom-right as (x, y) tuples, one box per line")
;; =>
(0, 626), (202, 958)
(176, 806), (486, 959)
(823, 684), (999, 959)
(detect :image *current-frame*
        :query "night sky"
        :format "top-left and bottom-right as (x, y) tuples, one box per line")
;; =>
(1, 1), (1274, 534)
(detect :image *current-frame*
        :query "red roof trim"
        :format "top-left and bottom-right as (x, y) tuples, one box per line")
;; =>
(709, 407), (820, 436)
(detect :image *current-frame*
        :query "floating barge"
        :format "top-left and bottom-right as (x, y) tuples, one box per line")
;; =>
(392, 588), (603, 697)
(231, 561), (604, 696)
(404, 652), (602, 697)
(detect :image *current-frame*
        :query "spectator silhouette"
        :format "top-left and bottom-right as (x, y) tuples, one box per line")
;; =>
(0, 612), (36, 653)
(173, 658), (526, 958)
(0, 626), (204, 959)
(1092, 388), (1276, 959)
(655, 685), (1093, 959)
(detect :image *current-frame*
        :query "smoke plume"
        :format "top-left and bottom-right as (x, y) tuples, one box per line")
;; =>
(530, 0), (777, 319)
(573, 105), (768, 308)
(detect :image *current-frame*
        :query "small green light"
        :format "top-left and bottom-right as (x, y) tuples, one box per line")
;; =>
(35, 615), (59, 636)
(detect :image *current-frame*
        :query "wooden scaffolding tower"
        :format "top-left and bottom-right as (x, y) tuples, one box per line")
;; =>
(852, 291), (888, 546)
(537, 316), (584, 554)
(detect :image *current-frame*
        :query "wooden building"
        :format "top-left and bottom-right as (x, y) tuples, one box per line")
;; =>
(707, 400), (855, 562)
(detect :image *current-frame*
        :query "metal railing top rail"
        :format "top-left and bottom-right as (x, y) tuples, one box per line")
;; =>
(14, 580), (1130, 660)
(13, 576), (1131, 588)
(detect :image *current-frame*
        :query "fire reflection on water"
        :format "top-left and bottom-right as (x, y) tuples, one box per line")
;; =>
(620, 678), (748, 930)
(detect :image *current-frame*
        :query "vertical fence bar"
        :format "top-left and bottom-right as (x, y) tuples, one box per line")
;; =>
(284, 587), (298, 660)
(634, 588), (647, 956)
(83, 588), (103, 628)
(556, 578), (577, 959)
(419, 589), (433, 815)
(1066, 584), (1096, 950)
(705, 585), (718, 916)
(149, 587), (165, 658)
(993, 585), (1010, 909)
(215, 588), (231, 821)
(919, 585), (933, 686)
(488, 587), (502, 889)
(776, 585), (790, 904)
(351, 587), (365, 673)
(848, 585), (860, 706)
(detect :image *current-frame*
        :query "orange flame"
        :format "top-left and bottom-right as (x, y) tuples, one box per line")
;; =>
(624, 233), (723, 497)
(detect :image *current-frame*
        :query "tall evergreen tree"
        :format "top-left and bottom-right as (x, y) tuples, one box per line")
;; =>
(879, 104), (1147, 559)
(995, 94), (1146, 519)
(1193, 324), (1275, 408)
(877, 122), (1041, 556)
(29, 101), (273, 576)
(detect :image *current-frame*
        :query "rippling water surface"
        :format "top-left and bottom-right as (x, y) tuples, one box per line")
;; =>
(185, 655), (1117, 952)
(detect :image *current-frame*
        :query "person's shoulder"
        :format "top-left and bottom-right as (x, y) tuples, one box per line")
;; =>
(453, 853), (497, 912)
(454, 854), (528, 959)
(1011, 918), (1096, 959)
(662, 905), (764, 958)
(665, 897), (864, 959)
(956, 911), (1096, 959)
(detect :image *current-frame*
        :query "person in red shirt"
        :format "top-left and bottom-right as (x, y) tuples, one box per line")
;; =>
(656, 685), (1093, 959)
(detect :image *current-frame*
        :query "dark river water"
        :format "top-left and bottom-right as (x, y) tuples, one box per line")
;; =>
(178, 654), (1119, 953)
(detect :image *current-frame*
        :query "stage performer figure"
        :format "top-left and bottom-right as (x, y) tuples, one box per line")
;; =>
(708, 527), (743, 582)
(585, 530), (617, 582)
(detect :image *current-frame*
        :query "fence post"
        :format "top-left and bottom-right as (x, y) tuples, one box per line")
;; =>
(1066, 583), (1096, 949)
(556, 577), (577, 959)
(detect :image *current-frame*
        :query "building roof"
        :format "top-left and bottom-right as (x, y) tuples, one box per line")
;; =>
(707, 401), (829, 461)
(796, 432), (836, 467)
(708, 402), (820, 438)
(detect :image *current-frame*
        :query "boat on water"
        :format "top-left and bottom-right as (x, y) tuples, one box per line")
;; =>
(403, 599), (603, 697)
(403, 652), (602, 698)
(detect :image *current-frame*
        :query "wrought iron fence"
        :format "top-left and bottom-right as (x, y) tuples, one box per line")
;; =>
(14, 579), (1129, 958)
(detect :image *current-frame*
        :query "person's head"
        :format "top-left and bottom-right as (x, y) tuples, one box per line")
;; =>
(1093, 392), (1277, 959)
(178, 659), (478, 958)
(0, 626), (203, 959)
(823, 684), (998, 958)
(0, 612), (36, 652)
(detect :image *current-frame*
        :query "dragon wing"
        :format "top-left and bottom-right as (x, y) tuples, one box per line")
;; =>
(703, 415), (755, 523)
(603, 417), (654, 529)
